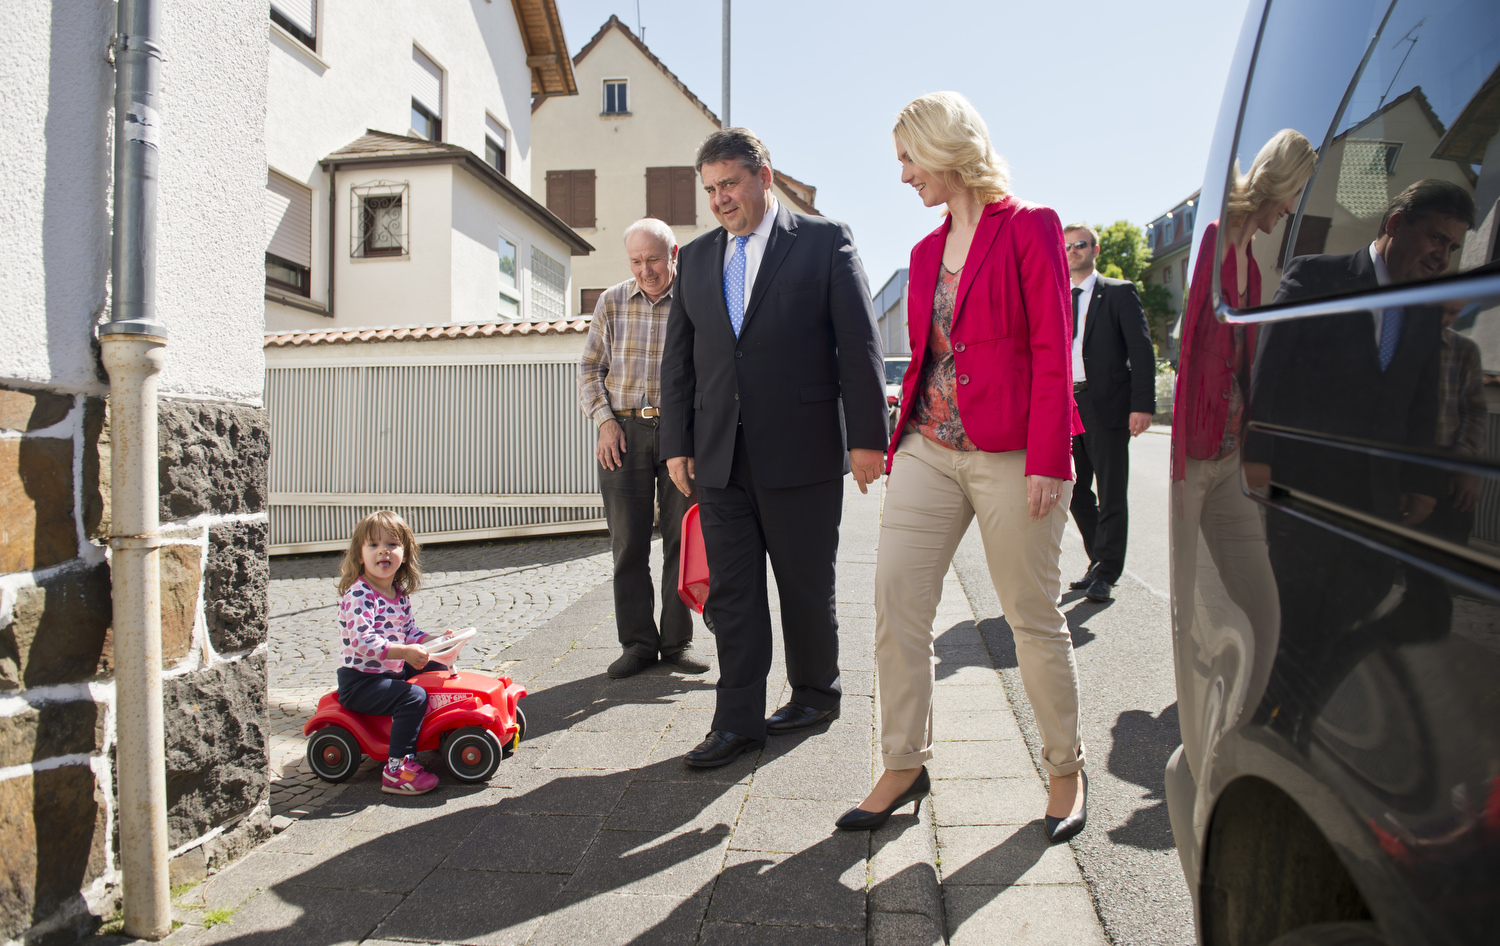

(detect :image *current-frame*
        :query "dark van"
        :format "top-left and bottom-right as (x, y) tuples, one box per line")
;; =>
(1166, 2), (1500, 945)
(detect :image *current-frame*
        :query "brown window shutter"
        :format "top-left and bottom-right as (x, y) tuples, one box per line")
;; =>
(571, 170), (596, 228)
(580, 287), (605, 317)
(546, 170), (571, 225)
(646, 167), (671, 221)
(670, 167), (696, 227)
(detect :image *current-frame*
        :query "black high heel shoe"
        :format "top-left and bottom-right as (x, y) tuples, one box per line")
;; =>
(835, 767), (931, 831)
(1045, 770), (1088, 843)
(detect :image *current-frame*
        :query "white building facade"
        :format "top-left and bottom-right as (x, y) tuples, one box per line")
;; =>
(263, 0), (589, 332)
(532, 16), (821, 316)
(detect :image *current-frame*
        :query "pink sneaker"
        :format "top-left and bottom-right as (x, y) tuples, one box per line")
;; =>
(382, 758), (439, 795)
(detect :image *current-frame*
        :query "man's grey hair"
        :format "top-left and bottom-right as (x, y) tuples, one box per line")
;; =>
(622, 217), (676, 253)
(695, 127), (772, 175)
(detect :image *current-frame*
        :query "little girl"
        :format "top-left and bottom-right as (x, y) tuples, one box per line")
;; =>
(335, 510), (452, 795)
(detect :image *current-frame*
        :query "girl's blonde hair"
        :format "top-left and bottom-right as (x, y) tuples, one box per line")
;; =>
(893, 92), (1011, 207)
(338, 510), (423, 596)
(1226, 129), (1316, 224)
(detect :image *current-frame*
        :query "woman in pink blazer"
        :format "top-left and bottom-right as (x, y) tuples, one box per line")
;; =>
(835, 92), (1088, 842)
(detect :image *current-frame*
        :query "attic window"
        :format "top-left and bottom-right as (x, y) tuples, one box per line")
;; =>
(603, 79), (628, 115)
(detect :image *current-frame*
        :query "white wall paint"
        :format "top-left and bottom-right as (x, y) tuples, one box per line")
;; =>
(265, 0), (553, 331)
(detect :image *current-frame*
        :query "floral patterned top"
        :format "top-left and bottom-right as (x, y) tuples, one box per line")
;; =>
(337, 577), (428, 674)
(913, 265), (978, 451)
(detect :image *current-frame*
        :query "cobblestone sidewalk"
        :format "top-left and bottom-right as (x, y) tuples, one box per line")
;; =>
(132, 484), (1107, 944)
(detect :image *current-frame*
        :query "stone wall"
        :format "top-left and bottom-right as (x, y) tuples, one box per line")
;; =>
(0, 382), (270, 942)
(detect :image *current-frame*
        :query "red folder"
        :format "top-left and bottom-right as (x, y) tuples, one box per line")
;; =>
(677, 503), (709, 614)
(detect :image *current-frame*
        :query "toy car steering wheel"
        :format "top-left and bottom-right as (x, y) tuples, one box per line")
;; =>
(425, 627), (477, 666)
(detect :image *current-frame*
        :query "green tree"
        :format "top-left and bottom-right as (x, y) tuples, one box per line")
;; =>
(1092, 219), (1171, 357)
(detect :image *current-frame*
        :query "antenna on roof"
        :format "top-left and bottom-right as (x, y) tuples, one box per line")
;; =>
(637, 0), (644, 44)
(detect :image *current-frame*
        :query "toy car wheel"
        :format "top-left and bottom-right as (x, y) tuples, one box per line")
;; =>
(502, 708), (527, 759)
(306, 726), (361, 783)
(444, 725), (503, 782)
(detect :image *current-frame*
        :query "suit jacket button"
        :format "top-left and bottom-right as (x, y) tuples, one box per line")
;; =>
(1221, 390), (1229, 399)
(734, 393), (739, 400)
(735, 351), (743, 358)
(1225, 358), (1233, 367)
(958, 374), (970, 385)
(954, 342), (965, 352)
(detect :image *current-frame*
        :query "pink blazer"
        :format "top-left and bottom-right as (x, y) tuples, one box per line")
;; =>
(887, 196), (1083, 479)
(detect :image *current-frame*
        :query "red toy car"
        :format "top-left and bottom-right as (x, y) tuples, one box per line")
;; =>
(303, 628), (527, 784)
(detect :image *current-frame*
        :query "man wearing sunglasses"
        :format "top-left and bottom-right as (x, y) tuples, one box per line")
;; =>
(1063, 225), (1156, 603)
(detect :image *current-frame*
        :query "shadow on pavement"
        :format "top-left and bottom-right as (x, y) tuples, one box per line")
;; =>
(972, 608), (1098, 673)
(1105, 702), (1179, 850)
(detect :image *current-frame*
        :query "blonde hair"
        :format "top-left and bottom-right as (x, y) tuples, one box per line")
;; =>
(893, 92), (1011, 206)
(1226, 129), (1316, 224)
(338, 510), (423, 596)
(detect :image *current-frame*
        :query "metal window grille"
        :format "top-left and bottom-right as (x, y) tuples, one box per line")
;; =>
(351, 180), (409, 257)
(530, 246), (566, 321)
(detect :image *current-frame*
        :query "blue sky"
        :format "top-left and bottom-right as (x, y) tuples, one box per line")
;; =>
(554, 0), (1253, 287)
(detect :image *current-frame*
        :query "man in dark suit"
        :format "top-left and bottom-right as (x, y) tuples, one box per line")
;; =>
(1245, 178), (1474, 740)
(1063, 224), (1157, 602)
(659, 128), (887, 767)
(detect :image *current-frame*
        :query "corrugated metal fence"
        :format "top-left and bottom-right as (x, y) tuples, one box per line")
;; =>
(266, 360), (603, 553)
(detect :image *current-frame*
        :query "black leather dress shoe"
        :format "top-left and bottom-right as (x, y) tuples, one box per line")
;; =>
(766, 701), (840, 734)
(684, 730), (765, 768)
(1084, 577), (1114, 602)
(607, 651), (656, 679)
(835, 767), (931, 830)
(1045, 771), (1088, 843)
(1069, 565), (1097, 590)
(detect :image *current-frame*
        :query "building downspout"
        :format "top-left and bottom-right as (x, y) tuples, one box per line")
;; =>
(327, 163), (337, 317)
(99, 0), (171, 938)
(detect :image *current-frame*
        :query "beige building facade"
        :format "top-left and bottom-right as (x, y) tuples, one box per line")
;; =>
(531, 16), (820, 316)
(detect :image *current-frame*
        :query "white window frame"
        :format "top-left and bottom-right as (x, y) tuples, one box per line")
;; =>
(602, 77), (629, 115)
(485, 113), (509, 176)
(497, 226), (522, 320)
(411, 45), (445, 141)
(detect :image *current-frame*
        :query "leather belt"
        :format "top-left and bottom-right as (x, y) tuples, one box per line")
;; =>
(1073, 381), (1089, 394)
(615, 407), (660, 418)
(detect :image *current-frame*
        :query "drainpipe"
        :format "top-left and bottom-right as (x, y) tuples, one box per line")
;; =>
(100, 0), (171, 938)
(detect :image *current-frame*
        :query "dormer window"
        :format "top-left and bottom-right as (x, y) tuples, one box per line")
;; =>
(603, 79), (629, 115)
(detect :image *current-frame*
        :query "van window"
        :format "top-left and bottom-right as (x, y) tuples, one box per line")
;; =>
(1220, 0), (1498, 308)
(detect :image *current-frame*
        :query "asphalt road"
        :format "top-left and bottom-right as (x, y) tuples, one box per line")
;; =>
(952, 428), (1193, 946)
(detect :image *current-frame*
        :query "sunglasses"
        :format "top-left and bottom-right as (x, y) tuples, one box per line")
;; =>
(1064, 240), (1095, 251)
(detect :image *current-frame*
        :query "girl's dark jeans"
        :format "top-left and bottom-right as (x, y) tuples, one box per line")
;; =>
(336, 662), (449, 760)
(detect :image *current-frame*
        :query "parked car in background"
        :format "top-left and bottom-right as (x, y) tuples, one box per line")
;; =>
(1166, 2), (1500, 945)
(884, 355), (910, 434)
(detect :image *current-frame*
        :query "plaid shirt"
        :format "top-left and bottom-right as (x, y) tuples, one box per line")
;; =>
(1437, 327), (1486, 454)
(578, 277), (675, 428)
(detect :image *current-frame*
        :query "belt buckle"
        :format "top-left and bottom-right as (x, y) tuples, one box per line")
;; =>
(640, 405), (659, 418)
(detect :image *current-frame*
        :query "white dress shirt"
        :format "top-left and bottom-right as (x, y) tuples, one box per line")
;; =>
(1070, 269), (1098, 382)
(722, 196), (780, 300)
(1368, 241), (1393, 347)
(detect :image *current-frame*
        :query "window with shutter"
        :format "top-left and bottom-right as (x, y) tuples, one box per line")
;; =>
(545, 170), (596, 228)
(670, 167), (697, 227)
(271, 0), (316, 49)
(569, 171), (596, 228)
(265, 171), (313, 296)
(580, 288), (605, 317)
(484, 115), (507, 175)
(646, 168), (670, 221)
(411, 48), (443, 140)
(645, 167), (696, 226)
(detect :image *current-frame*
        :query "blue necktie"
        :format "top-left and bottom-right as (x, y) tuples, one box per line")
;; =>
(1378, 307), (1403, 371)
(724, 235), (749, 337)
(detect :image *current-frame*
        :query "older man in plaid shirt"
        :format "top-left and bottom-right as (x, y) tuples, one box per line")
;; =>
(579, 218), (710, 679)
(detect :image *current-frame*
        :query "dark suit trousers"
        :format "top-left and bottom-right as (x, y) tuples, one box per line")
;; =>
(697, 427), (843, 740)
(598, 417), (693, 658)
(1070, 395), (1131, 583)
